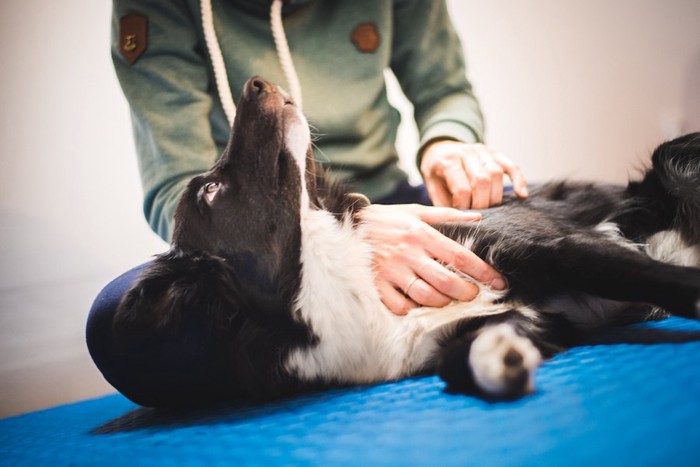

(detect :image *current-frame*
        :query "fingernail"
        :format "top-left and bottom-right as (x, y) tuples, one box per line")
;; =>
(491, 277), (507, 290)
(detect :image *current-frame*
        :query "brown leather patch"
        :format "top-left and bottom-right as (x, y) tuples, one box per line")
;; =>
(119, 14), (148, 65)
(351, 22), (381, 53)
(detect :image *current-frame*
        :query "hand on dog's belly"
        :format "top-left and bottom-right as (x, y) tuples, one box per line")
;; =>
(358, 204), (506, 315)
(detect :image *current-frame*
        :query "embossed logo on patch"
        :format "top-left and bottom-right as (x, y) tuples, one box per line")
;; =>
(119, 13), (148, 65)
(351, 22), (381, 54)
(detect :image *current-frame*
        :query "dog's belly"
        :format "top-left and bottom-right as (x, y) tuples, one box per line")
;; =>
(285, 288), (518, 385)
(284, 209), (522, 384)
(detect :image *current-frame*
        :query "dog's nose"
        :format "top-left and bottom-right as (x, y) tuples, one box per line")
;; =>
(245, 76), (272, 99)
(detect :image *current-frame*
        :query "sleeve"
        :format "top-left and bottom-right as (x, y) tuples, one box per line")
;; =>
(390, 0), (485, 167)
(112, 0), (219, 241)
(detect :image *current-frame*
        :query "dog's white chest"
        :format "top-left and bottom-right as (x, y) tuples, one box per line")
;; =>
(285, 210), (403, 382)
(284, 210), (515, 384)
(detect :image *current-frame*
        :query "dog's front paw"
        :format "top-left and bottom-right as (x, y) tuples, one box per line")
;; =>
(469, 324), (542, 399)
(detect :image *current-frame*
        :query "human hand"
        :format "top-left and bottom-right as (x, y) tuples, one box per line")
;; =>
(357, 204), (506, 316)
(421, 140), (528, 209)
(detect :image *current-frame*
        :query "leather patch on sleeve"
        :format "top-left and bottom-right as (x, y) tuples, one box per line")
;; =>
(119, 14), (148, 65)
(351, 22), (381, 54)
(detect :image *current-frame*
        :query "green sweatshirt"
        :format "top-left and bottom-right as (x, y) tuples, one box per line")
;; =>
(111, 0), (484, 241)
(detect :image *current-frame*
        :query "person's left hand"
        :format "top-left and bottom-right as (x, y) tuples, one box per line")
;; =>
(421, 140), (529, 209)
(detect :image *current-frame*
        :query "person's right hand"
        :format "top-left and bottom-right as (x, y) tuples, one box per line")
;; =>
(358, 204), (506, 315)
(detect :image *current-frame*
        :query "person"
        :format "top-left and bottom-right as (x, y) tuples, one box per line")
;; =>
(87, 0), (528, 407)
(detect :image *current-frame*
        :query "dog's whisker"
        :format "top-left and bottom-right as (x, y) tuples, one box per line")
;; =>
(307, 120), (325, 141)
(312, 142), (331, 163)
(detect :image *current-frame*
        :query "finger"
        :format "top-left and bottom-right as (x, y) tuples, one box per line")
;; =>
(462, 151), (491, 209)
(377, 281), (417, 315)
(476, 147), (504, 206)
(414, 256), (480, 302)
(489, 169), (504, 206)
(398, 204), (482, 224)
(441, 163), (472, 210)
(422, 228), (505, 289)
(403, 277), (452, 308)
(378, 258), (454, 309)
(424, 177), (452, 208)
(492, 151), (528, 198)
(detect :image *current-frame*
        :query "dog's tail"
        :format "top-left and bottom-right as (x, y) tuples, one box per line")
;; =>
(649, 132), (700, 242)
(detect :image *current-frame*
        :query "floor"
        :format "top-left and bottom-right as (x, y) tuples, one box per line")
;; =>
(0, 273), (117, 418)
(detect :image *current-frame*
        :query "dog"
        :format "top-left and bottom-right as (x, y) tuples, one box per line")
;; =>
(115, 77), (700, 401)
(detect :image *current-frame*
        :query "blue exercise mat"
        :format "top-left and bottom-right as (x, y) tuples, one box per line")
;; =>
(2, 316), (700, 466)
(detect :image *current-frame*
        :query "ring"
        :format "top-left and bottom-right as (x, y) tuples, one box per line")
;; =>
(403, 276), (420, 297)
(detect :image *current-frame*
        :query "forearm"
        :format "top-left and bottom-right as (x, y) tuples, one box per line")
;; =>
(112, 0), (222, 241)
(390, 0), (484, 165)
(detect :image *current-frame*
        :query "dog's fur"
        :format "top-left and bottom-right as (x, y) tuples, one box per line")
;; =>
(115, 77), (700, 402)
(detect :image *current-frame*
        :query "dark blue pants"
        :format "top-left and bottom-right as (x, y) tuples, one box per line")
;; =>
(86, 182), (432, 407)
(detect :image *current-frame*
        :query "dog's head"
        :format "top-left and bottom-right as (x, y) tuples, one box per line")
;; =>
(172, 77), (312, 263)
(649, 132), (700, 243)
(112, 77), (346, 402)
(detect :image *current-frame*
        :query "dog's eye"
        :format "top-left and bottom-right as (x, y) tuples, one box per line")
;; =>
(203, 182), (220, 205)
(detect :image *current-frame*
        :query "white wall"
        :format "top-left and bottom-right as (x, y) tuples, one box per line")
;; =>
(0, 1), (167, 290)
(0, 0), (699, 291)
(448, 0), (700, 183)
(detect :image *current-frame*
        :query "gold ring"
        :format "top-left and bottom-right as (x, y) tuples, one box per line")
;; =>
(403, 276), (420, 296)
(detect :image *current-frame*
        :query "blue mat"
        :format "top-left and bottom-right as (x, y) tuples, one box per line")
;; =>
(2, 317), (700, 466)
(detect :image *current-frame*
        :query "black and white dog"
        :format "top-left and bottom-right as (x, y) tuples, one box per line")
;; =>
(115, 77), (700, 401)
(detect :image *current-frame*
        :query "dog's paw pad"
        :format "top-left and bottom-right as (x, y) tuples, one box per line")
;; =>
(469, 324), (542, 399)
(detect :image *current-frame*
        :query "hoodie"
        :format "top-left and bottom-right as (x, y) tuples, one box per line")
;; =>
(112, 0), (484, 241)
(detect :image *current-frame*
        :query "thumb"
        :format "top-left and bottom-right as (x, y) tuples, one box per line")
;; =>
(396, 204), (482, 224)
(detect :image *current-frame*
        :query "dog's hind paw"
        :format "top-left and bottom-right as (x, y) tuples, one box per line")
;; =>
(469, 324), (542, 399)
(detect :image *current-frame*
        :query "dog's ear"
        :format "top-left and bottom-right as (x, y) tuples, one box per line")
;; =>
(650, 132), (700, 242)
(114, 251), (243, 337)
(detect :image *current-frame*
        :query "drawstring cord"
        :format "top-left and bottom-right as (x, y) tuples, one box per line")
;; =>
(269, 0), (303, 109)
(200, 0), (237, 126)
(200, 0), (303, 128)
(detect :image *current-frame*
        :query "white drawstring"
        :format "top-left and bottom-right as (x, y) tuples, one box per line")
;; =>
(200, 0), (237, 126)
(200, 0), (304, 129)
(270, 0), (303, 109)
